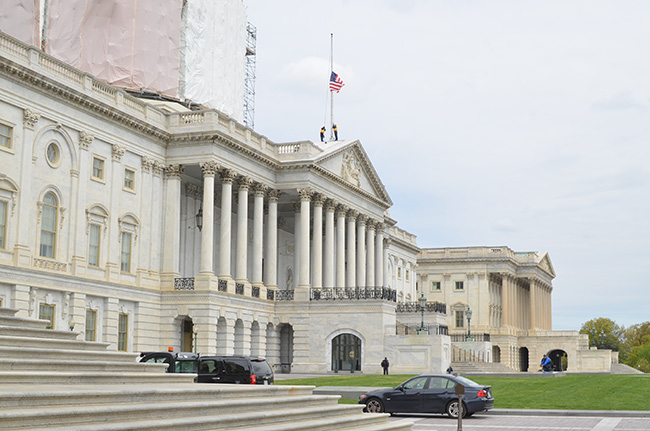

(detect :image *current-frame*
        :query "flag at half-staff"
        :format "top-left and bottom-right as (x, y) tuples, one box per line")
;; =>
(329, 71), (344, 93)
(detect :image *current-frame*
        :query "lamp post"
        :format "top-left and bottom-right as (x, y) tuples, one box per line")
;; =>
(418, 292), (427, 333)
(466, 306), (473, 340)
(195, 205), (203, 231)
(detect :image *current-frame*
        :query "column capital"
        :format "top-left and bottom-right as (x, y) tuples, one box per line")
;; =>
(335, 204), (348, 217)
(366, 219), (376, 230)
(347, 209), (359, 220)
(23, 108), (40, 129)
(357, 214), (367, 225)
(268, 189), (282, 202)
(254, 182), (268, 197)
(298, 187), (313, 201)
(141, 156), (155, 172)
(164, 164), (184, 179)
(237, 175), (253, 190)
(325, 199), (337, 212)
(200, 161), (219, 177)
(112, 144), (126, 162)
(219, 168), (237, 183)
(376, 222), (385, 231)
(79, 131), (94, 150)
(312, 193), (325, 206)
(383, 237), (391, 248)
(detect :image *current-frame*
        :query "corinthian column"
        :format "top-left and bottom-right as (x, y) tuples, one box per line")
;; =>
(346, 209), (358, 288)
(218, 169), (235, 279)
(298, 188), (312, 289)
(335, 205), (347, 288)
(162, 165), (184, 284)
(252, 183), (267, 286)
(199, 161), (218, 275)
(312, 194), (324, 288)
(265, 190), (280, 288)
(323, 200), (336, 288)
(235, 176), (253, 282)
(366, 220), (375, 287)
(375, 223), (384, 287)
(356, 215), (366, 288)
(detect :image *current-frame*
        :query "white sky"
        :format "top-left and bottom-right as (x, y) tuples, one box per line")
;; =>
(244, 0), (650, 330)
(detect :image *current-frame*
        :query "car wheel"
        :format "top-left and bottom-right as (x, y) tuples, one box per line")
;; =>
(446, 400), (467, 418)
(365, 398), (385, 413)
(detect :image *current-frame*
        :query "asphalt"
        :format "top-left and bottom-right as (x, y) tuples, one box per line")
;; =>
(274, 373), (650, 418)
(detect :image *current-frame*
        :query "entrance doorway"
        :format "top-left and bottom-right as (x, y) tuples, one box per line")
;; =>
(181, 318), (194, 352)
(279, 324), (294, 373)
(331, 333), (361, 373)
(519, 347), (529, 372)
(549, 349), (567, 371)
(492, 345), (501, 363)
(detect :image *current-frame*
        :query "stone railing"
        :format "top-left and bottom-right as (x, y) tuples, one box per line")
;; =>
(310, 287), (397, 302)
(396, 301), (446, 314)
(275, 290), (294, 301)
(450, 333), (490, 342)
(396, 323), (449, 336)
(174, 278), (195, 291)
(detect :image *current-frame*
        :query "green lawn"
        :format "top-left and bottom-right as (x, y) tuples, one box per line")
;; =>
(277, 374), (650, 411)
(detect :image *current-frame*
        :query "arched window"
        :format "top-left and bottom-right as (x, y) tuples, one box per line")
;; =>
(40, 192), (58, 258)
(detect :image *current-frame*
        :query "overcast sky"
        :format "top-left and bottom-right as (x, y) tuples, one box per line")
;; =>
(244, 0), (650, 331)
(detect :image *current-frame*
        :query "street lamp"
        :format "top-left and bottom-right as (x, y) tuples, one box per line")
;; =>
(195, 205), (203, 231)
(418, 292), (427, 333)
(466, 306), (473, 340)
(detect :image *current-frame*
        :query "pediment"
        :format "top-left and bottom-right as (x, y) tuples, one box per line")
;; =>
(314, 140), (392, 205)
(537, 252), (556, 278)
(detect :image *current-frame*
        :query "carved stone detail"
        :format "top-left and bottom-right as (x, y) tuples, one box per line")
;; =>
(164, 164), (184, 179)
(219, 168), (237, 184)
(200, 161), (219, 177)
(152, 161), (165, 176)
(141, 156), (154, 172)
(298, 187), (313, 201)
(112, 144), (126, 162)
(254, 182), (268, 197)
(185, 183), (202, 200)
(237, 175), (253, 191)
(23, 108), (40, 129)
(79, 131), (94, 150)
(268, 189), (281, 202)
(341, 151), (361, 187)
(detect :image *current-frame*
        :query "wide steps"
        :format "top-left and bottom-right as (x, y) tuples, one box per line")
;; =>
(0, 345), (141, 362)
(0, 325), (80, 340)
(0, 334), (112, 351)
(0, 358), (168, 373)
(0, 371), (195, 385)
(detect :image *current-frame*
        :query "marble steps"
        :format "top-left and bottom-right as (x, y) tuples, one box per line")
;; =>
(0, 358), (168, 373)
(0, 334), (114, 351)
(0, 345), (141, 362)
(0, 371), (195, 385)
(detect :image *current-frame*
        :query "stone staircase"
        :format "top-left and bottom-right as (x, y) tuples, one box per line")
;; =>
(451, 361), (519, 375)
(0, 307), (413, 431)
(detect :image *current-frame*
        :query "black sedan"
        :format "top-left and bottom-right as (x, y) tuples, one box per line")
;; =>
(359, 374), (494, 418)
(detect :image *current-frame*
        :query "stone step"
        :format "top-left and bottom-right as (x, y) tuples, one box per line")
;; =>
(0, 314), (51, 329)
(0, 358), (168, 373)
(0, 345), (140, 362)
(0, 324), (82, 340)
(0, 371), (195, 385)
(0, 383), (317, 408)
(0, 395), (347, 429)
(0, 334), (112, 351)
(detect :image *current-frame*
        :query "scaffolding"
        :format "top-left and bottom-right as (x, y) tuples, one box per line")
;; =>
(243, 22), (257, 129)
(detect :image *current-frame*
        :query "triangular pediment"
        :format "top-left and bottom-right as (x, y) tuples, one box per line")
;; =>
(537, 252), (556, 278)
(314, 140), (392, 205)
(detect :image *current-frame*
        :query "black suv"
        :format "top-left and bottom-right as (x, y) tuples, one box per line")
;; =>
(139, 351), (274, 385)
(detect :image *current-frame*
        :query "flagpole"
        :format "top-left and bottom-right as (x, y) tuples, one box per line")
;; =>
(330, 33), (334, 141)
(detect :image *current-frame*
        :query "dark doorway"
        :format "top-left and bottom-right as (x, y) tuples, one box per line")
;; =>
(182, 318), (194, 352)
(332, 333), (361, 373)
(548, 349), (567, 371)
(492, 345), (501, 363)
(519, 347), (529, 372)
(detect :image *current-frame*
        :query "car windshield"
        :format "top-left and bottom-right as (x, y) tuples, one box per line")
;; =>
(251, 360), (272, 375)
(175, 359), (199, 373)
(453, 376), (481, 387)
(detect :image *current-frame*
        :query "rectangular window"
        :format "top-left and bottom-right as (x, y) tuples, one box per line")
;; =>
(455, 281), (464, 291)
(120, 232), (132, 272)
(431, 281), (441, 291)
(455, 310), (465, 328)
(123, 168), (135, 191)
(92, 157), (105, 180)
(118, 313), (128, 351)
(88, 223), (100, 267)
(0, 200), (7, 249)
(85, 309), (97, 341)
(406, 269), (410, 282)
(397, 267), (402, 279)
(39, 303), (55, 329)
(0, 123), (11, 148)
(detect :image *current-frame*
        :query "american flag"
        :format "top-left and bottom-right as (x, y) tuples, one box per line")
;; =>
(329, 71), (344, 92)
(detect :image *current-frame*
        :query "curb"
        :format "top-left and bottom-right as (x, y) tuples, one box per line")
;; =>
(487, 409), (650, 418)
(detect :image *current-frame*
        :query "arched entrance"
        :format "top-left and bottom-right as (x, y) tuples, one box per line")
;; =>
(519, 347), (529, 372)
(279, 324), (294, 373)
(549, 349), (567, 371)
(492, 345), (501, 363)
(331, 333), (361, 373)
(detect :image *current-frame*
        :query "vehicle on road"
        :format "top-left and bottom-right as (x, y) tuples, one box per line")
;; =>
(139, 351), (274, 385)
(359, 374), (493, 418)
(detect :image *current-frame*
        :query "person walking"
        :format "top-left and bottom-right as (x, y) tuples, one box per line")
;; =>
(381, 357), (389, 375)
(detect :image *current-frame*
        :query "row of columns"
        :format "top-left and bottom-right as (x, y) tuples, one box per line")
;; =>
(500, 273), (552, 332)
(195, 164), (387, 291)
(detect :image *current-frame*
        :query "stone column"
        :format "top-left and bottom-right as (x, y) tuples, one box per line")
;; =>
(501, 273), (512, 329)
(346, 210), (358, 288)
(323, 200), (336, 288)
(529, 278), (537, 331)
(199, 161), (218, 275)
(382, 237), (390, 289)
(235, 176), (252, 283)
(218, 169), (235, 280)
(335, 205), (347, 288)
(375, 223), (384, 287)
(311, 194), (324, 289)
(252, 183), (267, 286)
(366, 220), (376, 287)
(293, 202), (301, 290)
(265, 190), (280, 289)
(356, 215), (366, 288)
(71, 131), (93, 274)
(161, 164), (183, 286)
(298, 188), (312, 290)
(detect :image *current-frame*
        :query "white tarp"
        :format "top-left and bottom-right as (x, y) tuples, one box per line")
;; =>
(0, 0), (40, 47)
(181, 0), (246, 121)
(46, 0), (182, 95)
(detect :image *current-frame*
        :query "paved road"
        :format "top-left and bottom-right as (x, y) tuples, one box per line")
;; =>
(388, 413), (650, 431)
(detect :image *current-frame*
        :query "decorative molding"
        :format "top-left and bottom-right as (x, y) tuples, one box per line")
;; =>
(78, 131), (94, 150)
(341, 151), (361, 187)
(141, 156), (154, 172)
(152, 161), (165, 176)
(33, 258), (67, 272)
(111, 144), (126, 162)
(23, 108), (40, 129)
(185, 183), (202, 200)
(59, 206), (66, 228)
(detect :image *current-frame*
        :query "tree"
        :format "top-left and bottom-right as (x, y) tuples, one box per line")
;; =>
(579, 317), (624, 352)
(622, 322), (650, 366)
